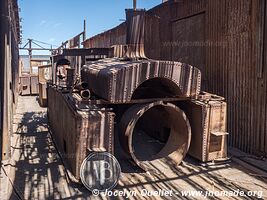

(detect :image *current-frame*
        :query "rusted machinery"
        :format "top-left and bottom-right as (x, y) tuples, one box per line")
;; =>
(81, 58), (201, 103)
(47, 9), (228, 191)
(48, 87), (115, 178)
(47, 55), (228, 178)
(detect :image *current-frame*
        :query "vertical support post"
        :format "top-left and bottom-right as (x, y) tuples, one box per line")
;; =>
(83, 19), (86, 46)
(0, 0), (11, 161)
(133, 0), (137, 10)
(0, 0), (5, 162)
(28, 38), (32, 74)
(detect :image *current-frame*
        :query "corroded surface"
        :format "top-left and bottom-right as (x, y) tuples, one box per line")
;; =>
(81, 58), (201, 103)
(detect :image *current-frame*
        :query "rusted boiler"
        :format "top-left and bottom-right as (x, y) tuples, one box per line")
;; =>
(47, 8), (228, 191)
(48, 55), (227, 179)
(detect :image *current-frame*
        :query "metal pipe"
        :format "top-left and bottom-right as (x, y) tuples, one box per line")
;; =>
(80, 89), (91, 100)
(75, 81), (89, 90)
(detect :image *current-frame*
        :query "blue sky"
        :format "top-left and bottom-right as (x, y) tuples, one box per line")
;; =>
(19, 0), (161, 55)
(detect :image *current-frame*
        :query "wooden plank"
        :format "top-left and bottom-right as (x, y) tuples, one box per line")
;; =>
(30, 76), (39, 95)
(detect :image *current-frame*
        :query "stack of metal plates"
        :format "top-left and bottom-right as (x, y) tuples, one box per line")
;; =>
(81, 58), (201, 103)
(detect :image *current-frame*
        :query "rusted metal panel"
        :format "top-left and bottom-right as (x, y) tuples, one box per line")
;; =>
(83, 23), (127, 48)
(177, 92), (228, 161)
(205, 0), (267, 156)
(81, 58), (201, 103)
(171, 13), (206, 86)
(124, 9), (146, 58)
(47, 86), (115, 179)
(62, 48), (110, 57)
(263, 0), (267, 155)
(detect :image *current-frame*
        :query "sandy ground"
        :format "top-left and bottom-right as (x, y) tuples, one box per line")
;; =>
(0, 96), (267, 200)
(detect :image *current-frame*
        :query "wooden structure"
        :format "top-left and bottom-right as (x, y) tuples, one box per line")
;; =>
(30, 76), (38, 94)
(19, 75), (39, 96)
(19, 76), (31, 95)
(38, 64), (52, 107)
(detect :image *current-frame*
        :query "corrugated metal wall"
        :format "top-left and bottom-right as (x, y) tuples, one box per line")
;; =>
(205, 0), (267, 156)
(0, 0), (20, 160)
(83, 23), (126, 48)
(83, 0), (267, 157)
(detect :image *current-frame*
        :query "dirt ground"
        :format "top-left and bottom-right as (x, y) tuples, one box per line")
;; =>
(0, 96), (267, 200)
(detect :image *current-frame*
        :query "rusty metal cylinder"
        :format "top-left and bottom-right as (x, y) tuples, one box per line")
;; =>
(80, 89), (91, 100)
(119, 101), (191, 174)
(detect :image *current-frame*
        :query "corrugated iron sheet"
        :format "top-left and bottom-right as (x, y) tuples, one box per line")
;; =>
(81, 58), (201, 103)
(83, 23), (127, 48)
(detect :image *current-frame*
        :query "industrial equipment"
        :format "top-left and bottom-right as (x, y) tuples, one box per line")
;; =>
(47, 9), (228, 191)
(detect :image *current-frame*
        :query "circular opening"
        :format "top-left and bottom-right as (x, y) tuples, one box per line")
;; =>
(132, 105), (171, 161)
(120, 102), (191, 173)
(81, 90), (90, 99)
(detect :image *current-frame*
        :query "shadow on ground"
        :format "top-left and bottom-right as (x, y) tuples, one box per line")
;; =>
(9, 112), (93, 200)
(8, 102), (267, 200)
